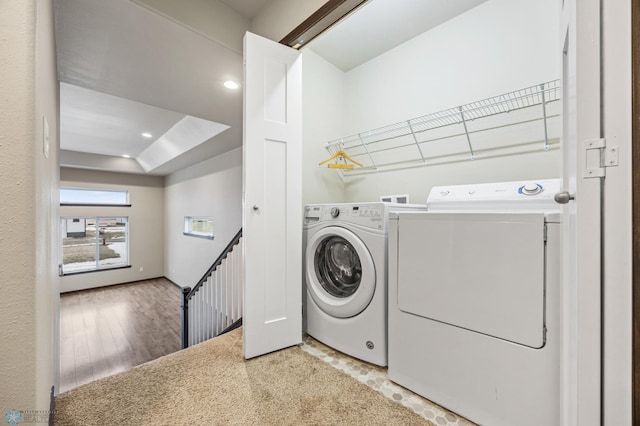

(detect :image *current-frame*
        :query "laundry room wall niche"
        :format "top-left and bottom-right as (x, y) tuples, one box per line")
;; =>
(301, 0), (561, 204)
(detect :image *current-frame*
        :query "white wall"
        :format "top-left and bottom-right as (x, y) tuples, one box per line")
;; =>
(302, 49), (347, 205)
(164, 147), (242, 288)
(0, 0), (60, 411)
(60, 168), (165, 292)
(308, 0), (561, 203)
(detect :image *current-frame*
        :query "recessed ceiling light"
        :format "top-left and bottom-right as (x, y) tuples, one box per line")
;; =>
(141, 132), (152, 138)
(122, 154), (131, 158)
(223, 80), (240, 90)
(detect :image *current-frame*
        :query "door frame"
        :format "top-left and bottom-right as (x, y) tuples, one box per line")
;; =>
(632, 0), (640, 421)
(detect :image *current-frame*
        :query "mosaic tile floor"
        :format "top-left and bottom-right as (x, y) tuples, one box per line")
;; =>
(300, 335), (476, 426)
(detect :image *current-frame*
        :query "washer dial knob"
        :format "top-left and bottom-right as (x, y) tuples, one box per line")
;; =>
(330, 207), (340, 218)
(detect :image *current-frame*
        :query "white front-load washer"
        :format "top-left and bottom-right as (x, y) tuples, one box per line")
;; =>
(303, 202), (426, 366)
(387, 179), (562, 426)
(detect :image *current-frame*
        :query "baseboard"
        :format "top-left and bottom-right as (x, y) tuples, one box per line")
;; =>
(163, 276), (184, 289)
(60, 277), (169, 295)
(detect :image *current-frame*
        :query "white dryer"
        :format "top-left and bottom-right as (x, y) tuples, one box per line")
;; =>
(304, 202), (426, 366)
(387, 179), (562, 426)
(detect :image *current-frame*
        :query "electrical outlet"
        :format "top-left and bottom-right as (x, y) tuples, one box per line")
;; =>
(139, 267), (144, 272)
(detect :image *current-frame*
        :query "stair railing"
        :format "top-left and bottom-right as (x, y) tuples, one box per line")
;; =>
(181, 228), (243, 348)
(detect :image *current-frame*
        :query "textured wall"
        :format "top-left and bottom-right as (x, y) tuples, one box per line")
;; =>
(0, 0), (59, 412)
(34, 0), (61, 406)
(0, 0), (39, 411)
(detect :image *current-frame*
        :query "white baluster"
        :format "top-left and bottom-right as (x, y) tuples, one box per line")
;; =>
(198, 289), (203, 344)
(239, 238), (244, 321)
(204, 277), (209, 340)
(230, 251), (235, 323)
(216, 268), (222, 335)
(222, 258), (228, 329)
(194, 290), (199, 345)
(208, 275), (214, 339)
(189, 293), (194, 347)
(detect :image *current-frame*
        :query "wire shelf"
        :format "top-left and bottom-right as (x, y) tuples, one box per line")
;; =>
(323, 80), (560, 174)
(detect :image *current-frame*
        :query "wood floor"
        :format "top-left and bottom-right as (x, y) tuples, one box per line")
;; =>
(59, 278), (182, 394)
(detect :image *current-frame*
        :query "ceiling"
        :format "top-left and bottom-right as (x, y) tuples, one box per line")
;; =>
(217, 0), (270, 20)
(55, 0), (489, 176)
(55, 0), (247, 175)
(309, 0), (488, 72)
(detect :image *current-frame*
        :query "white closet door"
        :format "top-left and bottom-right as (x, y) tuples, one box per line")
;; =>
(242, 32), (302, 359)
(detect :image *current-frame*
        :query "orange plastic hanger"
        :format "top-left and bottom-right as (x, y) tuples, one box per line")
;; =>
(319, 150), (363, 169)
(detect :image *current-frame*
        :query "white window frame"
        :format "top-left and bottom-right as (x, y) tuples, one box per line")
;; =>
(60, 216), (130, 275)
(60, 187), (130, 206)
(183, 216), (214, 240)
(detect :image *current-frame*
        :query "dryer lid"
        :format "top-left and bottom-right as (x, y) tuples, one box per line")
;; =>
(396, 212), (547, 348)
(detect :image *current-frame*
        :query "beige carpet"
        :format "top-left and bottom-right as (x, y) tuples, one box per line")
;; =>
(55, 328), (434, 425)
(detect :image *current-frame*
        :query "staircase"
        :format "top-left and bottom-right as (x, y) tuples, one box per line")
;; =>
(181, 229), (243, 348)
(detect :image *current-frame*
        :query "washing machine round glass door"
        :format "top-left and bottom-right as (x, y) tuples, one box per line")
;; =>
(305, 226), (376, 318)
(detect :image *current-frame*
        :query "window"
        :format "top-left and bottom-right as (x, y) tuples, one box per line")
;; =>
(60, 188), (130, 206)
(184, 216), (214, 239)
(60, 217), (129, 274)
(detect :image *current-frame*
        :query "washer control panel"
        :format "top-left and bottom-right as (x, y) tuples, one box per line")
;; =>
(304, 203), (385, 229)
(304, 203), (427, 228)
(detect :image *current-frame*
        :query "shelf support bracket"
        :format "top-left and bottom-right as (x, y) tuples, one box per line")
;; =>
(458, 107), (475, 160)
(358, 134), (378, 170)
(407, 120), (427, 165)
(540, 83), (550, 151)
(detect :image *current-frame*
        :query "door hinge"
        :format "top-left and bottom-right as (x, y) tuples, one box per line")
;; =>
(583, 138), (619, 179)
(543, 224), (548, 243)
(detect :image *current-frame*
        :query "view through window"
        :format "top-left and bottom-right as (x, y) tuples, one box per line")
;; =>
(184, 216), (214, 239)
(60, 188), (129, 205)
(61, 217), (129, 274)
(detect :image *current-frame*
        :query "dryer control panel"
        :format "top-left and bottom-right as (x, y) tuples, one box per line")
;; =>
(427, 179), (562, 212)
